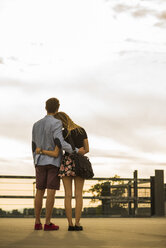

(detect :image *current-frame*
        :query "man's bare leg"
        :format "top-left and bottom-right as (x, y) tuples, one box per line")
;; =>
(45, 189), (56, 225)
(35, 189), (45, 224)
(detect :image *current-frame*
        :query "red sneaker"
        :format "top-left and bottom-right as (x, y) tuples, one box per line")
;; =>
(34, 223), (42, 230)
(44, 223), (59, 231)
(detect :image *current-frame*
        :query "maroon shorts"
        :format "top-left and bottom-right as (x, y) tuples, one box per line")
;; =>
(35, 165), (60, 190)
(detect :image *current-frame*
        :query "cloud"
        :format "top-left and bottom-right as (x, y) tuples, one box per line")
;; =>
(0, 158), (11, 163)
(112, 2), (166, 22)
(154, 11), (166, 28)
(1, 60), (166, 152)
(113, 4), (132, 13)
(113, 3), (156, 18)
(91, 147), (166, 166)
(8, 56), (19, 62)
(0, 57), (4, 64)
(132, 8), (155, 18)
(84, 89), (166, 154)
(87, 116), (166, 155)
(0, 78), (21, 87)
(125, 38), (149, 44)
(154, 22), (166, 28)
(158, 11), (166, 20)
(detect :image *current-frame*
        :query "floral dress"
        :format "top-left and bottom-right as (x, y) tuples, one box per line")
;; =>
(58, 127), (87, 178)
(58, 154), (76, 177)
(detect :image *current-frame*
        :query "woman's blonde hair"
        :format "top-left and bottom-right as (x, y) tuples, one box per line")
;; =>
(54, 112), (83, 137)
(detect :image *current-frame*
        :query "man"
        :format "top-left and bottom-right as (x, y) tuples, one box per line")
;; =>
(32, 98), (84, 231)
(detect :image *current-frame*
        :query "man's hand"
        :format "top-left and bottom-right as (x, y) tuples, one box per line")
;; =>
(78, 147), (86, 155)
(35, 148), (41, 154)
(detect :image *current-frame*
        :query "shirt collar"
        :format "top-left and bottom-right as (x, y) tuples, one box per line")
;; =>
(45, 115), (55, 118)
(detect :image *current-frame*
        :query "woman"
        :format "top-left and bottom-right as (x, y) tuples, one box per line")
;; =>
(36, 112), (89, 231)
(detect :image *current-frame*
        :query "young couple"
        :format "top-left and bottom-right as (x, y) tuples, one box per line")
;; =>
(32, 98), (89, 231)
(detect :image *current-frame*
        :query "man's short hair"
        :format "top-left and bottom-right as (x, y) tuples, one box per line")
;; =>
(45, 98), (60, 113)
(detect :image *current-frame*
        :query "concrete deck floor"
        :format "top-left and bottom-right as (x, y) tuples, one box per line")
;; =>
(0, 218), (166, 248)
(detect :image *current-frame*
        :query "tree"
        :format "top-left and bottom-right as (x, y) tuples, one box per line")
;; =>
(0, 208), (7, 217)
(12, 209), (21, 216)
(87, 175), (126, 213)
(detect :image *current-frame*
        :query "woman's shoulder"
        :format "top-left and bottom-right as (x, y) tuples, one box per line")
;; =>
(74, 126), (85, 131)
(72, 126), (84, 132)
(73, 127), (87, 138)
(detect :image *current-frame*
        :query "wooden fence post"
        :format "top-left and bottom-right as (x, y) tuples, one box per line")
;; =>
(128, 181), (132, 216)
(133, 170), (138, 216)
(150, 176), (155, 216)
(154, 170), (164, 216)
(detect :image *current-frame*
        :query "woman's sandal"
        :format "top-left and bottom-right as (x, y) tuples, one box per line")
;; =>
(75, 225), (83, 231)
(68, 226), (75, 231)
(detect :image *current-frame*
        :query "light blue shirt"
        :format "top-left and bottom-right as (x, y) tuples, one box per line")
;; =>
(32, 115), (76, 167)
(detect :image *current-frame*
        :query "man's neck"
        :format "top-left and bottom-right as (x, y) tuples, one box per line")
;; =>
(47, 111), (57, 116)
(47, 113), (55, 116)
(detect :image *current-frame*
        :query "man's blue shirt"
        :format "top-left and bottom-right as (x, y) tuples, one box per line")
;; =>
(32, 115), (75, 167)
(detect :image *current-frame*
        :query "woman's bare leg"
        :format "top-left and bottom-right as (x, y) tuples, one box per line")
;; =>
(62, 176), (73, 226)
(74, 176), (84, 226)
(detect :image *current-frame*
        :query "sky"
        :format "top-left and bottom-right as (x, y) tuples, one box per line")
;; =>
(0, 0), (166, 182)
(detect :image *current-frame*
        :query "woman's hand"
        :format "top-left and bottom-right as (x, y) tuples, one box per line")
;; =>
(35, 148), (41, 154)
(35, 146), (60, 157)
(78, 147), (86, 155)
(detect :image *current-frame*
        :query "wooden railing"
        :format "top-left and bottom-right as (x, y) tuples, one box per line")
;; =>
(0, 170), (165, 216)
